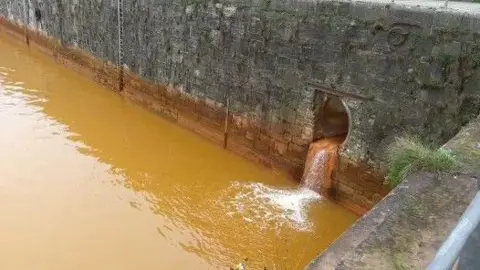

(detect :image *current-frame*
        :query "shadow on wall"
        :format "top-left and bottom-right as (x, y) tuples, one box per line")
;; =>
(313, 93), (350, 142)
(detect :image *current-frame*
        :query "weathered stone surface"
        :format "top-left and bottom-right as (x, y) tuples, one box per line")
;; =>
(309, 116), (480, 269)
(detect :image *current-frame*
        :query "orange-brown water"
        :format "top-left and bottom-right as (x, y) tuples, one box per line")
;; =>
(302, 137), (345, 193)
(0, 32), (357, 270)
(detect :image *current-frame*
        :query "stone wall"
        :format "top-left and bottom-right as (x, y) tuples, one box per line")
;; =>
(1, 0), (480, 211)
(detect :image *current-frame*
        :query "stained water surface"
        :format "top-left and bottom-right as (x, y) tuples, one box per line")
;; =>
(0, 33), (357, 269)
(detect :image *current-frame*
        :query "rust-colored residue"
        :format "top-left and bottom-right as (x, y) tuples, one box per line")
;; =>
(301, 136), (345, 193)
(0, 18), (308, 179)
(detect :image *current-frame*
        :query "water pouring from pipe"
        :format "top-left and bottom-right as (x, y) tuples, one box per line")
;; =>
(301, 136), (345, 194)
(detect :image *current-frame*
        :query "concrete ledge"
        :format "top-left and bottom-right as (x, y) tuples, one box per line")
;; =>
(308, 116), (480, 269)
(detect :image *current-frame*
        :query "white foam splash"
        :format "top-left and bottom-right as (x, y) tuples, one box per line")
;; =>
(220, 182), (321, 231)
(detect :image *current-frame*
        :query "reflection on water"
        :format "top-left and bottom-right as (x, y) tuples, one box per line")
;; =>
(0, 32), (357, 270)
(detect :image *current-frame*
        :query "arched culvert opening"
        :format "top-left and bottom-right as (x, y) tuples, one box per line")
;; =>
(301, 94), (351, 195)
(313, 94), (350, 143)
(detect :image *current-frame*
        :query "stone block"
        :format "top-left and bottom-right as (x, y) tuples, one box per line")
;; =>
(287, 142), (307, 158)
(273, 140), (288, 155)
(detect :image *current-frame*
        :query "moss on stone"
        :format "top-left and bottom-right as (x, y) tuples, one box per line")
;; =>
(393, 253), (409, 270)
(472, 54), (480, 69)
(439, 53), (456, 68)
(446, 120), (480, 171)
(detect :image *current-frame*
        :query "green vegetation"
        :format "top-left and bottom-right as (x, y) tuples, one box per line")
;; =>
(393, 253), (409, 270)
(385, 137), (459, 187)
(439, 53), (456, 68)
(472, 54), (480, 69)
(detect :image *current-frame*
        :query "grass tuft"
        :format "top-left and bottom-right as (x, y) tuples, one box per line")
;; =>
(386, 137), (459, 187)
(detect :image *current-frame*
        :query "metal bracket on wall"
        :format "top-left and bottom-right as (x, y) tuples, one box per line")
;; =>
(307, 80), (375, 101)
(223, 95), (230, 149)
(56, 0), (64, 45)
(117, 0), (125, 91)
(23, 0), (30, 45)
